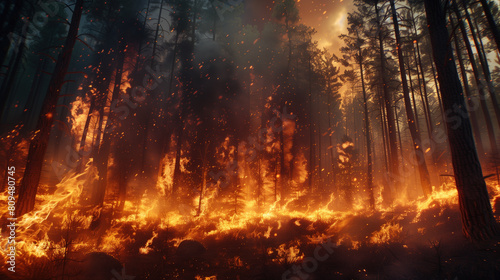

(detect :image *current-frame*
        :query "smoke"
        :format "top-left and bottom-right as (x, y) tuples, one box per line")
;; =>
(297, 0), (355, 55)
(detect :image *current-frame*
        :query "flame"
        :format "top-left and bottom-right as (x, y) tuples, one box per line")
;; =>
(369, 222), (403, 244)
(2, 119), (499, 273)
(70, 95), (90, 138)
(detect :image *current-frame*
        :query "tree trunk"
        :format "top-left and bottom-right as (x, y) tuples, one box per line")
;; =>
(452, 24), (485, 157)
(91, 48), (126, 206)
(462, 1), (500, 132)
(412, 48), (433, 143)
(151, 0), (164, 65)
(424, 0), (498, 241)
(375, 1), (399, 194)
(0, 0), (22, 67)
(16, 0), (84, 216)
(453, 7), (498, 154)
(359, 55), (374, 208)
(380, 97), (389, 175)
(0, 1), (13, 34)
(407, 52), (422, 134)
(22, 57), (48, 132)
(327, 90), (337, 190)
(414, 21), (445, 132)
(308, 55), (314, 190)
(478, 0), (500, 53)
(76, 97), (96, 173)
(0, 35), (26, 121)
(429, 53), (444, 119)
(390, 0), (432, 197)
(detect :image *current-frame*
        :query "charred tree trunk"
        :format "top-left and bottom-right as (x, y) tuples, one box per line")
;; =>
(171, 106), (185, 196)
(0, 0), (22, 67)
(462, 2), (500, 132)
(308, 55), (314, 190)
(22, 56), (49, 132)
(407, 52), (421, 134)
(0, 1), (13, 33)
(327, 92), (337, 190)
(424, 0), (498, 241)
(380, 98), (390, 177)
(76, 97), (96, 173)
(358, 54), (374, 209)
(172, 1), (198, 197)
(452, 7), (498, 154)
(16, 0), (84, 216)
(91, 48), (126, 207)
(452, 24), (485, 157)
(390, 0), (432, 196)
(478, 0), (500, 53)
(151, 0), (164, 66)
(375, 1), (399, 194)
(0, 34), (26, 121)
(197, 140), (209, 216)
(412, 48), (433, 144)
(138, 0), (165, 181)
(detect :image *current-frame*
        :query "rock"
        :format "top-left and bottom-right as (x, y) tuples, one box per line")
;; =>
(175, 240), (206, 259)
(79, 252), (123, 280)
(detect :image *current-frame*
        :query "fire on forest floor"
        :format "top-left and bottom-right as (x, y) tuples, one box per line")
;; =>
(0, 168), (499, 279)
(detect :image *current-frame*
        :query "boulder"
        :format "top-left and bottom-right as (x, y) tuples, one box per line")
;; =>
(175, 240), (206, 259)
(79, 252), (123, 280)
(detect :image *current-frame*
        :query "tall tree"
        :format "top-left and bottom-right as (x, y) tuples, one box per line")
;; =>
(451, 4), (498, 154)
(340, 8), (375, 208)
(389, 0), (432, 196)
(423, 0), (498, 240)
(16, 0), (85, 216)
(370, 0), (400, 196)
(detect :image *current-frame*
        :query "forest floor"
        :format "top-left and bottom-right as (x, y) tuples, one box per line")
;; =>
(1, 183), (500, 280)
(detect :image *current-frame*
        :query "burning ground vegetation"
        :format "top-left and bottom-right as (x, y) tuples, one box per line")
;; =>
(0, 163), (499, 280)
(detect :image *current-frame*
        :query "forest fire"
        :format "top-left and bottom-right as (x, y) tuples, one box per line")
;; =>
(1, 0), (500, 279)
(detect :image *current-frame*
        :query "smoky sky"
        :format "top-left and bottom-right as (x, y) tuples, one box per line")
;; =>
(243, 0), (354, 55)
(297, 0), (354, 54)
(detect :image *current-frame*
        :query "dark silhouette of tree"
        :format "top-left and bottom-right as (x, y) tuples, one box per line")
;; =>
(423, 0), (498, 241)
(367, 0), (400, 197)
(389, 0), (432, 197)
(451, 3), (498, 155)
(16, 0), (85, 216)
(478, 0), (500, 53)
(271, 0), (299, 201)
(340, 8), (375, 208)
